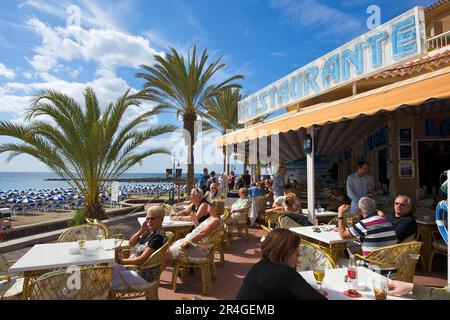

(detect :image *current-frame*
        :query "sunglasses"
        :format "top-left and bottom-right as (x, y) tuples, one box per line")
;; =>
(146, 216), (160, 221)
(395, 202), (406, 207)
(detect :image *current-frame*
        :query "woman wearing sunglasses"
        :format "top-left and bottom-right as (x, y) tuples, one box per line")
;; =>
(111, 206), (165, 290)
(171, 188), (214, 225)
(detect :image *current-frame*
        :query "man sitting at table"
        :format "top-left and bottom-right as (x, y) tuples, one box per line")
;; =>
(111, 205), (166, 290)
(204, 182), (221, 203)
(337, 197), (397, 256)
(378, 195), (417, 243)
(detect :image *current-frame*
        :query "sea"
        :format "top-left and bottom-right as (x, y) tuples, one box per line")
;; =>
(0, 172), (200, 192)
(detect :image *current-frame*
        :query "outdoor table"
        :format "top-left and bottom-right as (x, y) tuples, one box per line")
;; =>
(299, 267), (414, 300)
(301, 209), (338, 223)
(9, 239), (116, 298)
(415, 217), (437, 271)
(290, 225), (351, 263)
(138, 216), (194, 240)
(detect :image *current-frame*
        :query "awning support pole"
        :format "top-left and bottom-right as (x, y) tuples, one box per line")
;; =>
(307, 127), (316, 224)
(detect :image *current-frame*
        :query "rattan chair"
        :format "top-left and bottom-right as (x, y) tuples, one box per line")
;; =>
(0, 275), (11, 300)
(171, 225), (222, 295)
(429, 231), (447, 272)
(296, 240), (336, 272)
(85, 218), (128, 247)
(25, 266), (112, 300)
(354, 241), (422, 282)
(224, 204), (251, 242)
(110, 231), (175, 300)
(0, 254), (23, 300)
(57, 223), (109, 243)
(278, 214), (302, 229)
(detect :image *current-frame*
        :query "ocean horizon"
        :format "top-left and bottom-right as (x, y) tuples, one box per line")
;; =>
(0, 171), (200, 191)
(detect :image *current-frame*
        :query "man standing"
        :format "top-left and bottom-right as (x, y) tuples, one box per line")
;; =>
(379, 195), (417, 243)
(242, 170), (251, 188)
(272, 165), (287, 201)
(199, 168), (210, 194)
(346, 161), (374, 214)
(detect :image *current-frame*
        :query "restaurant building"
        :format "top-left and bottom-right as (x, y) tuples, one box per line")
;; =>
(220, 2), (450, 205)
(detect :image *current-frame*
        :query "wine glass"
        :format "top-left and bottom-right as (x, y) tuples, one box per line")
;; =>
(313, 265), (327, 296)
(96, 228), (104, 250)
(77, 234), (87, 255)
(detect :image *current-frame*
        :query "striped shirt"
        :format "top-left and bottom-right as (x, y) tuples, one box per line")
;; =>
(348, 215), (398, 256)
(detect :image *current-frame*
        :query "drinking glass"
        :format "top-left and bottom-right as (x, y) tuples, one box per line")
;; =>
(313, 266), (327, 296)
(77, 235), (87, 255)
(96, 229), (104, 250)
(372, 276), (388, 300)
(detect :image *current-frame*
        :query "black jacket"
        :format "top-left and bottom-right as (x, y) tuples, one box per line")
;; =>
(236, 258), (327, 300)
(388, 213), (417, 243)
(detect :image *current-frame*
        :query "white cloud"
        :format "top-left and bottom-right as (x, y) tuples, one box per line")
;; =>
(270, 0), (364, 40)
(26, 18), (162, 74)
(0, 63), (17, 79)
(23, 72), (33, 79)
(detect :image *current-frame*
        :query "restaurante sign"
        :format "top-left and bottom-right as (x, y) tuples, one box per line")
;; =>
(238, 6), (427, 124)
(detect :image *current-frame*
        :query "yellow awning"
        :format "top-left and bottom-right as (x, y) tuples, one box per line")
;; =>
(219, 66), (450, 146)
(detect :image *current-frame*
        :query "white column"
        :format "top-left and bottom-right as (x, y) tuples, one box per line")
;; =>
(307, 127), (316, 224)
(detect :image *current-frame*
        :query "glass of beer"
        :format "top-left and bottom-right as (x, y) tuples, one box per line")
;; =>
(77, 235), (87, 255)
(372, 276), (388, 300)
(313, 266), (327, 296)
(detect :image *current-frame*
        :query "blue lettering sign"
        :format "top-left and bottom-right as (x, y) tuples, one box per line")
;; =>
(392, 16), (417, 60)
(303, 66), (320, 96)
(342, 44), (363, 81)
(426, 118), (440, 136)
(321, 54), (340, 88)
(276, 81), (289, 106)
(290, 74), (303, 100)
(365, 31), (389, 68)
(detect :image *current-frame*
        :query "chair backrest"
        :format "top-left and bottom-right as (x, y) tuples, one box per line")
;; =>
(162, 204), (172, 216)
(198, 224), (223, 258)
(26, 266), (112, 300)
(0, 275), (11, 300)
(278, 215), (302, 229)
(401, 234), (417, 243)
(0, 254), (10, 274)
(212, 199), (225, 216)
(363, 241), (422, 282)
(296, 240), (336, 272)
(57, 224), (109, 243)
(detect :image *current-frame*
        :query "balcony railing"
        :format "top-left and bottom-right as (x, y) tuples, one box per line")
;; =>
(427, 30), (450, 50)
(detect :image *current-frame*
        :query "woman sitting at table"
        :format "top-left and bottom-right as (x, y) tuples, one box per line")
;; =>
(223, 188), (251, 224)
(236, 228), (326, 300)
(166, 203), (221, 263)
(171, 188), (214, 225)
(266, 193), (301, 215)
(111, 205), (166, 290)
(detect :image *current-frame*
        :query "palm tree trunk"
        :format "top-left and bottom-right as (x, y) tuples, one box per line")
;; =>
(184, 114), (196, 192)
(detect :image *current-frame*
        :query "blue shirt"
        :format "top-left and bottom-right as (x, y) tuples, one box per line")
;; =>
(248, 186), (265, 198)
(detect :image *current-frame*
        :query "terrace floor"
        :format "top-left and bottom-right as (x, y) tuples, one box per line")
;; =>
(3, 218), (448, 300)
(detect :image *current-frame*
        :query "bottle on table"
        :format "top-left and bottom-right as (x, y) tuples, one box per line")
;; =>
(347, 255), (359, 297)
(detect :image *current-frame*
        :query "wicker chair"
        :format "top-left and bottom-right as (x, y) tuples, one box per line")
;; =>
(25, 266), (112, 300)
(354, 241), (422, 282)
(296, 240), (336, 272)
(110, 231), (175, 300)
(85, 218), (128, 247)
(429, 231), (447, 272)
(0, 275), (11, 300)
(171, 225), (222, 295)
(223, 204), (251, 242)
(0, 254), (23, 300)
(57, 224), (109, 243)
(278, 214), (302, 229)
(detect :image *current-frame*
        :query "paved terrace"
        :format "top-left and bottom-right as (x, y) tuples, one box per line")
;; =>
(3, 217), (447, 300)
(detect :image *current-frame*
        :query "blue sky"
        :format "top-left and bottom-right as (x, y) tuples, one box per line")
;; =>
(0, 0), (435, 173)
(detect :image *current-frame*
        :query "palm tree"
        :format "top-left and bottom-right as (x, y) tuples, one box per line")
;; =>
(135, 46), (243, 191)
(0, 88), (176, 219)
(203, 88), (244, 174)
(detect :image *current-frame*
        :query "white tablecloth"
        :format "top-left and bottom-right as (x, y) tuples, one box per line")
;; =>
(138, 216), (194, 228)
(301, 209), (338, 218)
(289, 225), (350, 245)
(9, 239), (116, 273)
(299, 267), (413, 300)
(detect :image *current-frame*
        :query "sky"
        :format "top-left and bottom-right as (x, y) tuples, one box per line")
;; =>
(0, 0), (436, 174)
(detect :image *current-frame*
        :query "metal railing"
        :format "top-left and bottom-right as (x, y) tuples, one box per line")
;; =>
(427, 30), (450, 50)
